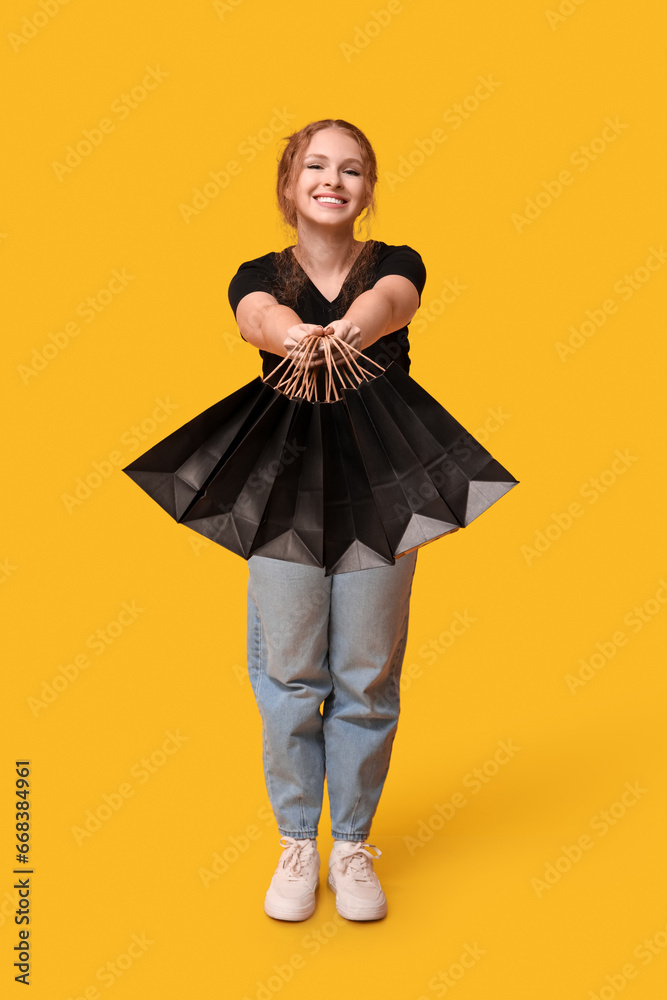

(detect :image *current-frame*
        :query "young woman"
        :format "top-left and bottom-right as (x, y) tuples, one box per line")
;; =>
(227, 118), (427, 922)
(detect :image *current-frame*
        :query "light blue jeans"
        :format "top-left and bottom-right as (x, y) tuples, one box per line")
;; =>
(246, 550), (418, 841)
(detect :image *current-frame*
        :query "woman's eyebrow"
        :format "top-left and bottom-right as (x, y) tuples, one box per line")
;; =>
(304, 153), (363, 166)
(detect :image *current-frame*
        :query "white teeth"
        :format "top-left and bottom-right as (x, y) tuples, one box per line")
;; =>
(315, 196), (346, 204)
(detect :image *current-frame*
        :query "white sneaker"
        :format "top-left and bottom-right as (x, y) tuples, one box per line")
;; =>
(328, 840), (388, 920)
(264, 836), (320, 921)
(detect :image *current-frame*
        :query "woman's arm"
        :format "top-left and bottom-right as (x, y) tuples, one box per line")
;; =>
(235, 291), (324, 359)
(337, 274), (421, 350)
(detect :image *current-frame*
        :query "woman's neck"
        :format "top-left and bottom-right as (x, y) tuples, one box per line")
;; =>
(292, 230), (364, 278)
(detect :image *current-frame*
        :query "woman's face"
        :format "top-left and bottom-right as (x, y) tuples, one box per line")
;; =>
(289, 128), (369, 231)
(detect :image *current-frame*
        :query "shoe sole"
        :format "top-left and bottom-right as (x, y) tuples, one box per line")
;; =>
(327, 872), (388, 921)
(264, 881), (319, 921)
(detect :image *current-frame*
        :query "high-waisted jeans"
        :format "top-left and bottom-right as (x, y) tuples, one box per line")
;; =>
(246, 550), (418, 842)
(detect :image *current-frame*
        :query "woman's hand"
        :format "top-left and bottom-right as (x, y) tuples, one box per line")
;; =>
(321, 319), (363, 367)
(283, 324), (327, 368)
(323, 319), (362, 352)
(283, 320), (364, 369)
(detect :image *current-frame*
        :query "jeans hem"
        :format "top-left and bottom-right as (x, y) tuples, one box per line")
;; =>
(278, 828), (319, 839)
(331, 831), (371, 842)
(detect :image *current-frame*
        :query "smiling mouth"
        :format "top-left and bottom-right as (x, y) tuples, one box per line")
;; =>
(314, 196), (347, 205)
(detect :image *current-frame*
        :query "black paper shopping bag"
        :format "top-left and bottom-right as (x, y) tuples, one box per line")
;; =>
(359, 361), (519, 527)
(342, 384), (461, 556)
(249, 402), (325, 568)
(122, 377), (272, 520)
(320, 399), (395, 576)
(181, 391), (300, 556)
(122, 331), (518, 573)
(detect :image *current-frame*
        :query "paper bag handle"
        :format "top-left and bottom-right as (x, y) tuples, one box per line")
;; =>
(265, 331), (385, 401)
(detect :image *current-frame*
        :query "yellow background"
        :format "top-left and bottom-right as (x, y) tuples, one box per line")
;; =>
(2, 0), (666, 996)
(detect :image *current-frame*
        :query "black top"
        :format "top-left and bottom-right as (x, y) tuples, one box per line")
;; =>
(227, 240), (426, 380)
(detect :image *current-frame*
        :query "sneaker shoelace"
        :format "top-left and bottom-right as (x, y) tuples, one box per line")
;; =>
(334, 841), (382, 880)
(278, 836), (317, 882)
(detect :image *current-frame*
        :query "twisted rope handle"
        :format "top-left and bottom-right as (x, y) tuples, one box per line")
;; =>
(265, 331), (386, 401)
